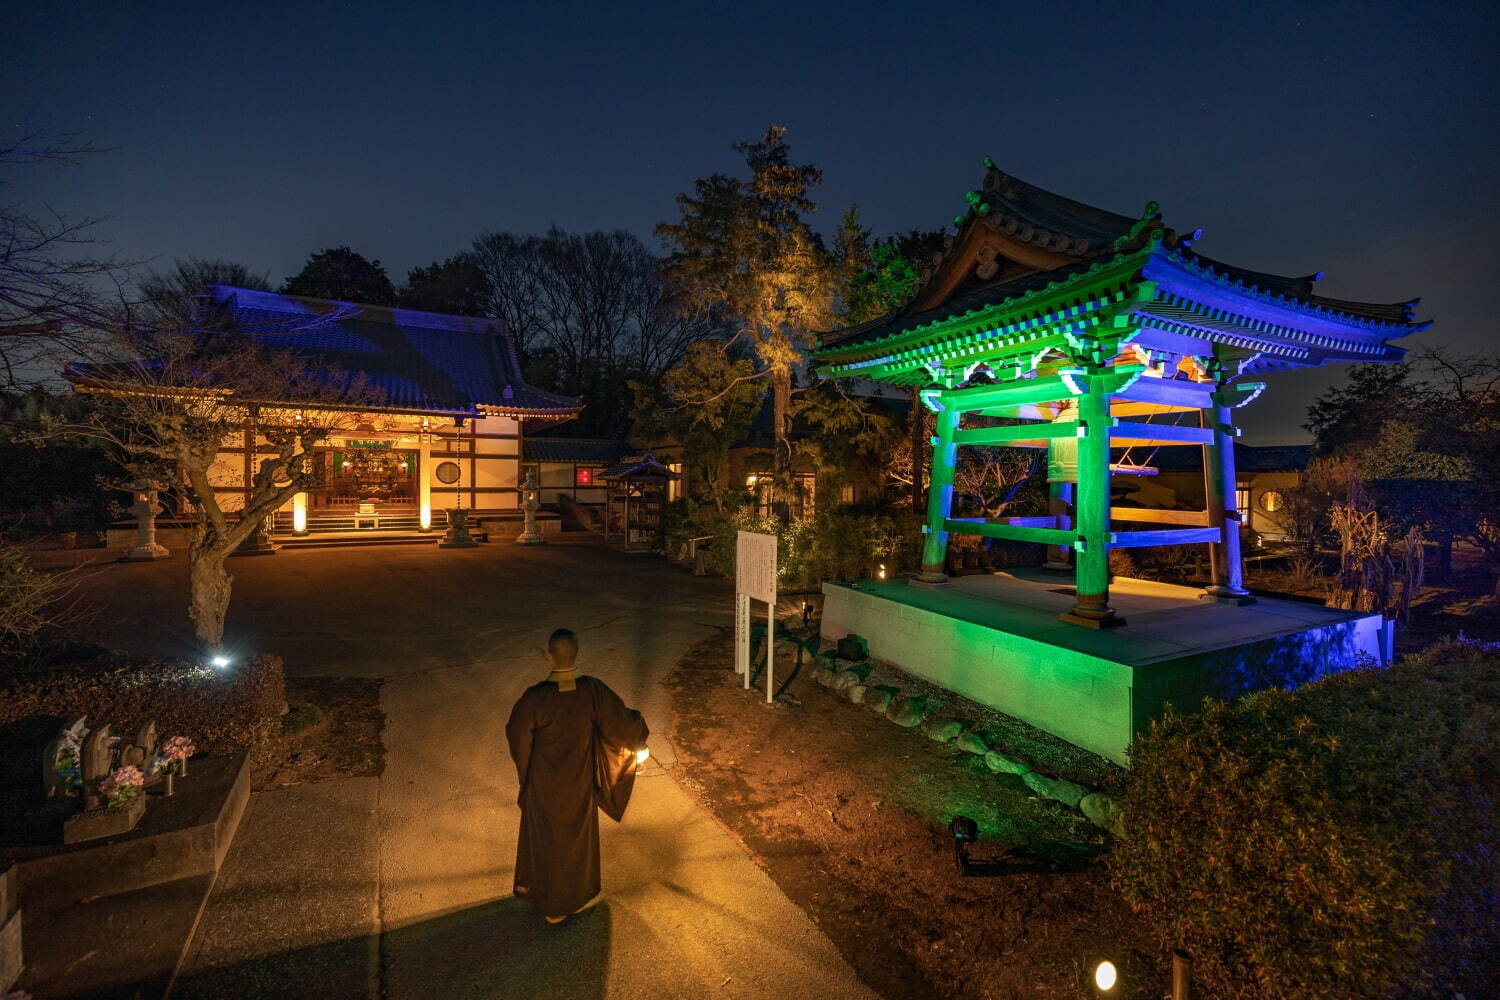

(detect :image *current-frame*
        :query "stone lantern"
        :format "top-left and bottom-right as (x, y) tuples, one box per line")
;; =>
(121, 480), (170, 562)
(439, 507), (478, 548)
(516, 470), (545, 545)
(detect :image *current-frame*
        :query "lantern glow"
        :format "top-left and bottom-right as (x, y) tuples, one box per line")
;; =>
(635, 747), (650, 766)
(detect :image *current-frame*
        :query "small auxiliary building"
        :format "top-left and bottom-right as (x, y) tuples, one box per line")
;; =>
(814, 162), (1428, 763)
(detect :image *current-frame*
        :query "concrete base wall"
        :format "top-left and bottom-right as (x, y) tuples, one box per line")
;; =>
(15, 755), (249, 912)
(821, 583), (1386, 765)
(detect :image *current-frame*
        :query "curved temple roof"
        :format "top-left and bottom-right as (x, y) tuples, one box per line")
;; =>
(209, 286), (580, 420)
(816, 164), (1428, 384)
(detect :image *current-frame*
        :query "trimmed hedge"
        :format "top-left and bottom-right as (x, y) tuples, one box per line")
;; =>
(1, 652), (287, 756)
(1112, 639), (1498, 999)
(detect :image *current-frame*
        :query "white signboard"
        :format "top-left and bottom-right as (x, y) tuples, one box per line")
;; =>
(735, 531), (777, 703)
(736, 531), (777, 603)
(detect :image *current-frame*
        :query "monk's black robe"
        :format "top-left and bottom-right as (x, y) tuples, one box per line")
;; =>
(505, 674), (649, 919)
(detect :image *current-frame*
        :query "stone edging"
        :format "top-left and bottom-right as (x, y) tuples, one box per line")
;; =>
(809, 649), (1126, 839)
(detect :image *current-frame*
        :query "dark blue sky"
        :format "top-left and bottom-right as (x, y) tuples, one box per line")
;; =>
(6, 0), (1496, 441)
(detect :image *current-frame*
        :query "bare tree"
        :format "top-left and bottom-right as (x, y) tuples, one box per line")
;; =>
(472, 227), (712, 435)
(46, 303), (377, 648)
(0, 129), (131, 389)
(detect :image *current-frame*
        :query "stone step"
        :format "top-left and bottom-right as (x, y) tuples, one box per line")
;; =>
(275, 533), (443, 549)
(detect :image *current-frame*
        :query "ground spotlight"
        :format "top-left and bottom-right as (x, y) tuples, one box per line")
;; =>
(210, 655), (232, 670)
(1093, 959), (1117, 993)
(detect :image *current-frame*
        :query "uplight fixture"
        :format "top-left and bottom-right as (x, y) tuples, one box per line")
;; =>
(1093, 960), (1117, 993)
(210, 655), (232, 670)
(634, 747), (650, 766)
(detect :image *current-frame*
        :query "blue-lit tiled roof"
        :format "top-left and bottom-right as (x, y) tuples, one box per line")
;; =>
(210, 286), (580, 419)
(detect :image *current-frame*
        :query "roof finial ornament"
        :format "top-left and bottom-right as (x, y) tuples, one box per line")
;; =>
(1113, 200), (1165, 251)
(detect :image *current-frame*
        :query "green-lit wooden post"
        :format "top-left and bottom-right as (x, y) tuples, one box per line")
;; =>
(1202, 387), (1255, 604)
(1061, 376), (1123, 627)
(916, 402), (961, 583)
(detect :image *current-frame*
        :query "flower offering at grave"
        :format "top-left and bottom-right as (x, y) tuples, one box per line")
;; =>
(160, 735), (196, 774)
(99, 765), (145, 807)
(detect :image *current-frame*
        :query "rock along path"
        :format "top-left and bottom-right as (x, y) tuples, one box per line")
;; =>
(106, 539), (879, 999)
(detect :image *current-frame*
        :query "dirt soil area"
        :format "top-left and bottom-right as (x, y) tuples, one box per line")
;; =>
(664, 631), (1165, 1000)
(251, 676), (385, 790)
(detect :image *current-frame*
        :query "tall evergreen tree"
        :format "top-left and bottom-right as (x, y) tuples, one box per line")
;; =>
(657, 125), (834, 516)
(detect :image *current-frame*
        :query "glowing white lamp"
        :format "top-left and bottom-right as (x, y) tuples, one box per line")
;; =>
(877, 563), (887, 580)
(420, 500), (432, 532)
(635, 747), (650, 766)
(1094, 960), (1117, 992)
(210, 655), (232, 670)
(292, 492), (308, 534)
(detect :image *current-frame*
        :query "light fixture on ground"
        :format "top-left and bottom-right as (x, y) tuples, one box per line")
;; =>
(1093, 959), (1117, 993)
(210, 655), (232, 670)
(634, 747), (650, 766)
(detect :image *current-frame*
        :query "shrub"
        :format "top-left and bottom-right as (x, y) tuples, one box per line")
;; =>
(0, 543), (81, 653)
(0, 652), (288, 757)
(1112, 639), (1499, 999)
(693, 501), (923, 590)
(282, 702), (325, 736)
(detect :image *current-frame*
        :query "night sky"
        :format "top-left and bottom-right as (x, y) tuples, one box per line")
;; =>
(6, 1), (1496, 442)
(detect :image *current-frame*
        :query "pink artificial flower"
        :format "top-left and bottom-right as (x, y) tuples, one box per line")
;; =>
(160, 736), (196, 762)
(99, 765), (145, 805)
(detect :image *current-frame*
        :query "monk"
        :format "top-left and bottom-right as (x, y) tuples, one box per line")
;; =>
(505, 627), (650, 923)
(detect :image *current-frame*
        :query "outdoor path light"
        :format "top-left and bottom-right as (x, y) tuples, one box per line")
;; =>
(1093, 960), (1117, 993)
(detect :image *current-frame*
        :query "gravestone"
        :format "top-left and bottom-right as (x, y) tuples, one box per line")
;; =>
(41, 717), (87, 801)
(79, 725), (112, 811)
(120, 721), (157, 770)
(65, 722), (148, 844)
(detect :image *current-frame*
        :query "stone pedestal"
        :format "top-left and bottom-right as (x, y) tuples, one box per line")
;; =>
(516, 471), (545, 545)
(120, 481), (170, 562)
(231, 518), (279, 557)
(64, 794), (146, 845)
(440, 508), (479, 548)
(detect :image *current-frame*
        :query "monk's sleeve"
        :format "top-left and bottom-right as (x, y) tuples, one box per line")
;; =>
(505, 693), (533, 798)
(595, 681), (649, 750)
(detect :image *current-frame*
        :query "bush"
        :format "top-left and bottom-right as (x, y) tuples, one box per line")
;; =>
(1112, 639), (1499, 999)
(1, 652), (288, 756)
(692, 500), (923, 590)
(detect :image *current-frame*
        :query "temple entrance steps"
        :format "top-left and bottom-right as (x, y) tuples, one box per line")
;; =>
(270, 505), (443, 549)
(271, 506), (445, 536)
(275, 531), (439, 549)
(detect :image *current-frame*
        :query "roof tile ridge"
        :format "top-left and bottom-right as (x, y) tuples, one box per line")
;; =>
(819, 243), (1152, 360)
(1162, 246), (1422, 331)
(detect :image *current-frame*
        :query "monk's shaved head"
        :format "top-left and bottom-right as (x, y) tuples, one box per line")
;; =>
(547, 628), (579, 667)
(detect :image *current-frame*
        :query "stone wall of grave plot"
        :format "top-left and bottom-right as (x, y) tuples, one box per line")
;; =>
(821, 583), (1137, 764)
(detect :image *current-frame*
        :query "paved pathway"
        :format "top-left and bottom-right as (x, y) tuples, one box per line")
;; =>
(81, 540), (877, 998)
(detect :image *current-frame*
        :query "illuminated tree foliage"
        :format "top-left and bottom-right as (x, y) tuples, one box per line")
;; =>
(657, 125), (835, 516)
(631, 340), (761, 506)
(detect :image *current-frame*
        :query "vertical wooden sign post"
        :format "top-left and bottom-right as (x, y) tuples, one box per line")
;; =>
(735, 530), (777, 704)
